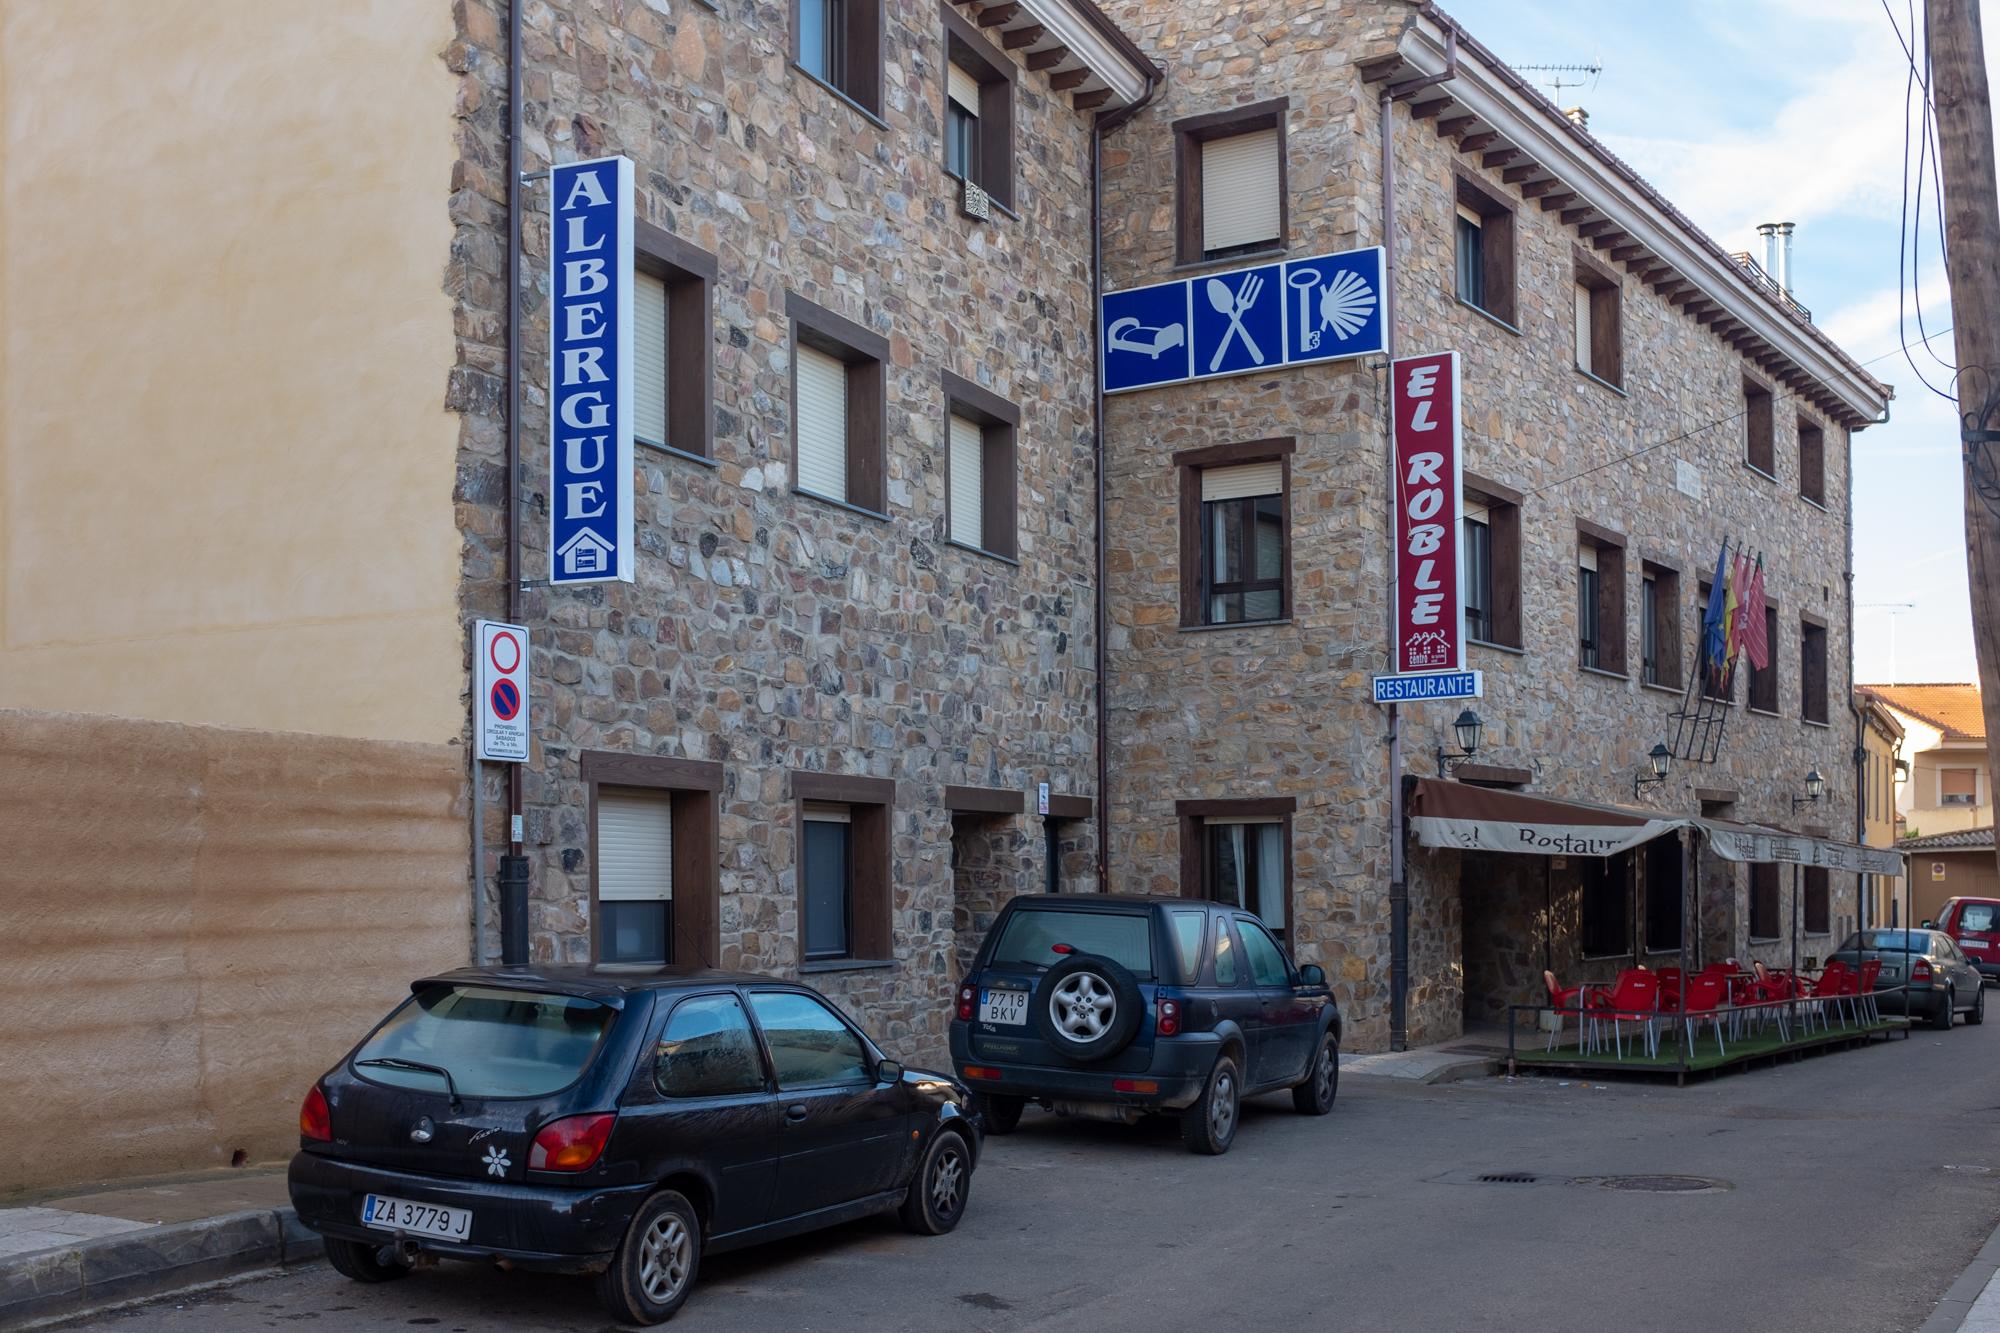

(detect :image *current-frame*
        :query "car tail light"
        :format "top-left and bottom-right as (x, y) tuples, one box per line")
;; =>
(961, 1066), (1002, 1081)
(1051, 943), (1076, 955)
(530, 1114), (616, 1172)
(1156, 998), (1182, 1037)
(1113, 1079), (1161, 1094)
(1912, 958), (1933, 982)
(299, 1085), (331, 1143)
(956, 984), (975, 1022)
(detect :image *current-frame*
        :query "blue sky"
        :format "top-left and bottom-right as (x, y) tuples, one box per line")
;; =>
(1445, 0), (1977, 684)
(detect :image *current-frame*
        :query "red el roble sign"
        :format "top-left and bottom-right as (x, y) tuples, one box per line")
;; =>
(1390, 351), (1465, 675)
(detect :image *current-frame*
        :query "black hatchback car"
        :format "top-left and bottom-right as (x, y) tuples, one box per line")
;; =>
(949, 895), (1340, 1154)
(290, 967), (979, 1324)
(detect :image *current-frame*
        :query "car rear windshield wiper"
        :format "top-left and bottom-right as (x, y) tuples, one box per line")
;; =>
(356, 1057), (463, 1110)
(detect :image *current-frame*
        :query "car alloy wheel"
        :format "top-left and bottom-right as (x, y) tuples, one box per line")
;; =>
(929, 1139), (965, 1220)
(638, 1212), (692, 1306)
(1314, 1045), (1336, 1102)
(1209, 1066), (1237, 1141)
(1050, 971), (1116, 1042)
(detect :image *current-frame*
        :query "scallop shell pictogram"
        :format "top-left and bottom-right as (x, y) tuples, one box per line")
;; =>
(1318, 270), (1378, 339)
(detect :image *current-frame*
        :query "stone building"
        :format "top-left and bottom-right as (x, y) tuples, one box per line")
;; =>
(1094, 1), (1893, 1050)
(447, 0), (1157, 1058)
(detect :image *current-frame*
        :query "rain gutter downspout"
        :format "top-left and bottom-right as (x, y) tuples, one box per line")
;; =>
(498, 0), (530, 965)
(1091, 62), (1163, 894)
(1380, 29), (1456, 1052)
(1848, 398), (1889, 928)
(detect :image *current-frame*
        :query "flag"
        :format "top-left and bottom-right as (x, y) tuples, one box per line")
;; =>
(1699, 541), (1731, 686)
(1740, 556), (1769, 669)
(1724, 550), (1751, 671)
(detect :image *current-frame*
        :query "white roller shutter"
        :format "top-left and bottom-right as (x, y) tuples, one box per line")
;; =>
(1456, 202), (1484, 227)
(949, 413), (985, 550)
(1201, 128), (1281, 253)
(1201, 460), (1283, 502)
(1464, 499), (1490, 526)
(597, 789), (672, 903)
(1578, 544), (1598, 574)
(633, 271), (668, 446)
(1573, 283), (1593, 372)
(795, 344), (848, 502)
(948, 63), (982, 113)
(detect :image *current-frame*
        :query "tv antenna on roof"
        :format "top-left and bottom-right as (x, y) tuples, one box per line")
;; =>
(1511, 62), (1602, 102)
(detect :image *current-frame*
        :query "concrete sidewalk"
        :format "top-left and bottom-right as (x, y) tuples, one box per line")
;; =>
(1922, 1217), (2000, 1332)
(1338, 1045), (1499, 1084)
(0, 1167), (320, 1326)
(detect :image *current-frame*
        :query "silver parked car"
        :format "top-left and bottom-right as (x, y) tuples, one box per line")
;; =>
(1826, 929), (1987, 1031)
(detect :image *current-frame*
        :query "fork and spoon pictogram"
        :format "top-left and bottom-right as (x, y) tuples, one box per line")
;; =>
(1205, 272), (1265, 371)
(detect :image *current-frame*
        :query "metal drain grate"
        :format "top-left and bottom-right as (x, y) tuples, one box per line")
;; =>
(1474, 1172), (1540, 1184)
(1576, 1174), (1727, 1193)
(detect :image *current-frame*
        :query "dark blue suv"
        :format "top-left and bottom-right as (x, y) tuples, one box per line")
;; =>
(949, 895), (1339, 1154)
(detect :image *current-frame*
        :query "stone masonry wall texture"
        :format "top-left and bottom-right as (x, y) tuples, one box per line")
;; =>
(451, 0), (1106, 1063)
(1097, 0), (1866, 1050)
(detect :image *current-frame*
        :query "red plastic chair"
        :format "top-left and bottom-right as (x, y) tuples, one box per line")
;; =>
(1594, 969), (1663, 1060)
(1856, 959), (1883, 1024)
(1679, 974), (1728, 1056)
(1656, 967), (1685, 1014)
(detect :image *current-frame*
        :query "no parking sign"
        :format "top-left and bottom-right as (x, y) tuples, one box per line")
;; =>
(477, 620), (530, 763)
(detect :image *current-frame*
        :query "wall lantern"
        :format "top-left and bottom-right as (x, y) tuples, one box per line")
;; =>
(1793, 768), (1826, 811)
(1633, 742), (1672, 799)
(1436, 709), (1485, 778)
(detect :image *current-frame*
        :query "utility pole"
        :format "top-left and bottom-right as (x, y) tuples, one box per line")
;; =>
(1927, 0), (2000, 877)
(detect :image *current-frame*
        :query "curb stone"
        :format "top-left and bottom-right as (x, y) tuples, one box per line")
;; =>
(0, 1207), (321, 1328)
(1920, 1216), (2000, 1333)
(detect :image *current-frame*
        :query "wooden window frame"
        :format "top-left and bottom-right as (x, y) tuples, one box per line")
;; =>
(1573, 248), (1623, 388)
(1172, 97), (1290, 265)
(1748, 601), (1782, 713)
(1800, 614), (1829, 724)
(1641, 560), (1682, 689)
(634, 222), (718, 463)
(1453, 171), (1517, 327)
(1579, 852), (1635, 959)
(1173, 437), (1295, 628)
(1464, 472), (1523, 648)
(787, 292), (890, 516)
(1797, 415), (1826, 506)
(1577, 519), (1627, 676)
(941, 370), (1019, 562)
(790, 771), (895, 965)
(791, 0), (883, 118)
(1744, 377), (1776, 478)
(939, 4), (1015, 210)
(582, 751), (724, 969)
(1175, 797), (1296, 937)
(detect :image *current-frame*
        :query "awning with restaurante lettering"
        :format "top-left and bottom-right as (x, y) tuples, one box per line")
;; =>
(1405, 777), (1905, 878)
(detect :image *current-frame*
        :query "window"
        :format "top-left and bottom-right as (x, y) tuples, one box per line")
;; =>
(633, 223), (717, 461)
(1175, 439), (1293, 627)
(788, 293), (889, 513)
(1750, 863), (1780, 940)
(1168, 910), (1207, 979)
(791, 771), (893, 963)
(1573, 253), (1622, 387)
(990, 908), (1155, 977)
(585, 752), (723, 968)
(1463, 475), (1523, 647)
(795, 0), (881, 115)
(1748, 606), (1780, 712)
(1641, 562), (1681, 688)
(1213, 917), (1240, 985)
(940, 9), (1015, 210)
(597, 788), (674, 964)
(1579, 854), (1631, 958)
(1942, 768), (1979, 806)
(1179, 797), (1295, 937)
(1798, 417), (1825, 505)
(355, 985), (614, 1099)
(1453, 173), (1516, 325)
(1745, 378), (1775, 476)
(1207, 820), (1287, 934)
(942, 371), (1018, 560)
(1237, 919), (1292, 986)
(655, 994), (767, 1098)
(1800, 617), (1828, 723)
(1577, 525), (1626, 674)
(1644, 836), (1682, 953)
(1803, 868), (1830, 935)
(748, 991), (871, 1088)
(1173, 98), (1289, 264)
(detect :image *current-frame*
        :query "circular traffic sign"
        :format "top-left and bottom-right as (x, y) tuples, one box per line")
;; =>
(489, 679), (522, 722)
(488, 630), (522, 675)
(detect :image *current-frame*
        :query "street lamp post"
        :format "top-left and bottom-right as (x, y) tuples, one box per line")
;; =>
(1632, 742), (1672, 800)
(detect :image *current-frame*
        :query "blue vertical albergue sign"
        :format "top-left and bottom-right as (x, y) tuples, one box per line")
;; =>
(1101, 245), (1386, 394)
(549, 155), (634, 585)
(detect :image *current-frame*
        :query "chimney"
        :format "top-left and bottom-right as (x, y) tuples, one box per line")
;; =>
(1563, 106), (1589, 129)
(1756, 221), (1796, 294)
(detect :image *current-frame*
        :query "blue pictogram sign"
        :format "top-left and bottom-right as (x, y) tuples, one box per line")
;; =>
(489, 679), (522, 722)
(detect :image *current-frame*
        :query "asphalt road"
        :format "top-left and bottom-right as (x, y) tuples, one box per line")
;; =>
(62, 1019), (2000, 1333)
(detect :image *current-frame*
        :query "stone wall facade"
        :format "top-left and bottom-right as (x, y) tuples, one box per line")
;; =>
(1097, 0), (1870, 1050)
(450, 0), (1114, 1063)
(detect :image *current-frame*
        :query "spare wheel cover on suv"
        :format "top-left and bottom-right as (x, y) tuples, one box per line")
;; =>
(1032, 952), (1143, 1061)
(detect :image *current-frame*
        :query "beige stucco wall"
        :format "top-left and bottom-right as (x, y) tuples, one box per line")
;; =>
(0, 0), (463, 745)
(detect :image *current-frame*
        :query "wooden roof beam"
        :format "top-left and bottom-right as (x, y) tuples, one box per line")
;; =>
(1025, 47), (1067, 70)
(1459, 131), (1500, 153)
(1520, 177), (1566, 198)
(1539, 190), (1579, 210)
(1483, 147), (1522, 169)
(1560, 206), (1595, 225)
(1356, 53), (1406, 83)
(1410, 96), (1454, 121)
(1502, 164), (1540, 184)
(1437, 114), (1476, 138)
(977, 2), (1018, 26)
(1049, 66), (1090, 90)
(1073, 87), (1110, 110)
(1002, 24), (1045, 49)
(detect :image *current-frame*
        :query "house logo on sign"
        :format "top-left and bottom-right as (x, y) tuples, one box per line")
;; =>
(557, 527), (615, 577)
